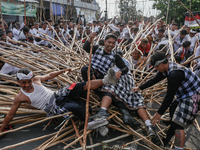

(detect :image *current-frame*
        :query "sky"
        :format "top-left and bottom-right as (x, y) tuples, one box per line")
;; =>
(96, 0), (159, 19)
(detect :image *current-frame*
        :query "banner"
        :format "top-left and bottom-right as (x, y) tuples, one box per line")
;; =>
(1, 1), (37, 17)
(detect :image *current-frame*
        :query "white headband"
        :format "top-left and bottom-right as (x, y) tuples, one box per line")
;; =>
(190, 30), (196, 34)
(154, 58), (167, 66)
(17, 71), (33, 81)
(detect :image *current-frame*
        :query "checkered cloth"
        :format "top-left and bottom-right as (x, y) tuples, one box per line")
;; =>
(91, 48), (115, 75)
(101, 73), (145, 110)
(164, 62), (200, 101)
(172, 92), (200, 128)
(44, 85), (71, 118)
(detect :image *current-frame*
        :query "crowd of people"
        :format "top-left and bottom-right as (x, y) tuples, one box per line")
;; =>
(0, 16), (200, 150)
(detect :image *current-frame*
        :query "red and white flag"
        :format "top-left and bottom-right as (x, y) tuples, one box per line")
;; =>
(184, 12), (200, 27)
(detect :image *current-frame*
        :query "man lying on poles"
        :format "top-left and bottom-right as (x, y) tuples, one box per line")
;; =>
(0, 67), (117, 133)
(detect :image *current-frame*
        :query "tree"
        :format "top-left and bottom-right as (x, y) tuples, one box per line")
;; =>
(118, 0), (137, 23)
(152, 0), (200, 25)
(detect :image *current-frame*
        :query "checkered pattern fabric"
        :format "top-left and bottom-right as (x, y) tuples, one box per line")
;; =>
(44, 86), (71, 117)
(91, 48), (115, 75)
(101, 73), (145, 110)
(164, 62), (200, 101)
(172, 93), (200, 128)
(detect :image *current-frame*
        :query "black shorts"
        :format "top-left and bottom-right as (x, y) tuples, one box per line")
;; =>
(55, 82), (92, 120)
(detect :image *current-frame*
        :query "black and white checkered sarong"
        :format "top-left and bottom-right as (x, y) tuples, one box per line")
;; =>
(101, 73), (145, 110)
(172, 92), (200, 128)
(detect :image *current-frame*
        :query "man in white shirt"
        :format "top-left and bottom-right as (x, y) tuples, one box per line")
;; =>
(170, 22), (179, 36)
(19, 27), (29, 40)
(188, 29), (198, 50)
(38, 21), (52, 46)
(153, 21), (162, 39)
(6, 31), (17, 44)
(12, 22), (21, 40)
(173, 30), (189, 52)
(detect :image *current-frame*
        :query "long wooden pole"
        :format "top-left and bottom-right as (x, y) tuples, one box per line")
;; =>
(24, 0), (26, 26)
(166, 0), (170, 24)
(82, 38), (94, 149)
(0, 2), (4, 30)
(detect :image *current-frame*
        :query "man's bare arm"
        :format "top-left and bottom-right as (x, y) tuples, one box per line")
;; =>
(0, 96), (21, 133)
(37, 69), (71, 82)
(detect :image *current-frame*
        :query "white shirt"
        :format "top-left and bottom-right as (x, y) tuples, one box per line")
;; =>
(188, 35), (198, 50)
(12, 28), (20, 40)
(0, 63), (19, 75)
(173, 34), (189, 52)
(19, 31), (26, 40)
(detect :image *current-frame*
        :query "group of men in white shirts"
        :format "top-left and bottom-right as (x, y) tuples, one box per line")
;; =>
(0, 18), (200, 77)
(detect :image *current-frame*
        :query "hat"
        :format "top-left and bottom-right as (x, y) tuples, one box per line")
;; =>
(88, 21), (92, 24)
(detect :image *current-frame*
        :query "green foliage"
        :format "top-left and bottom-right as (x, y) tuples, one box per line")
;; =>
(118, 0), (137, 23)
(152, 0), (200, 25)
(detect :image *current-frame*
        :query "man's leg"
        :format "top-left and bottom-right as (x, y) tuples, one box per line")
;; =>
(87, 95), (112, 130)
(81, 65), (95, 81)
(137, 108), (156, 136)
(83, 68), (118, 90)
(174, 129), (185, 149)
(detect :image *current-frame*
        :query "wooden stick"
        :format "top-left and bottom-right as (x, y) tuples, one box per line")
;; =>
(71, 118), (83, 146)
(24, 0), (26, 26)
(82, 37), (94, 149)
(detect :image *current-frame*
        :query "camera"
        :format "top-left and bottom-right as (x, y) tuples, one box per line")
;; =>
(80, 15), (83, 17)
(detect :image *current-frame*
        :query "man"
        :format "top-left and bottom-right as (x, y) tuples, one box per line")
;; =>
(174, 30), (189, 52)
(176, 41), (193, 67)
(12, 22), (21, 40)
(155, 28), (167, 43)
(82, 33), (153, 132)
(129, 50), (143, 69)
(6, 31), (17, 44)
(19, 27), (30, 40)
(0, 67), (117, 133)
(38, 21), (52, 46)
(132, 52), (200, 149)
(188, 29), (198, 50)
(137, 38), (151, 57)
(170, 22), (179, 36)
(153, 21), (163, 39)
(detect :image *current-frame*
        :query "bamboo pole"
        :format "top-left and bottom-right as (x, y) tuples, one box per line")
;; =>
(24, 0), (26, 26)
(82, 38), (94, 150)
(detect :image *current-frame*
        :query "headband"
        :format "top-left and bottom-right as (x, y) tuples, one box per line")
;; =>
(154, 58), (167, 66)
(17, 71), (33, 81)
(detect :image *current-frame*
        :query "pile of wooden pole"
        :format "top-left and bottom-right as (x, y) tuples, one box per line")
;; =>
(0, 18), (199, 150)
